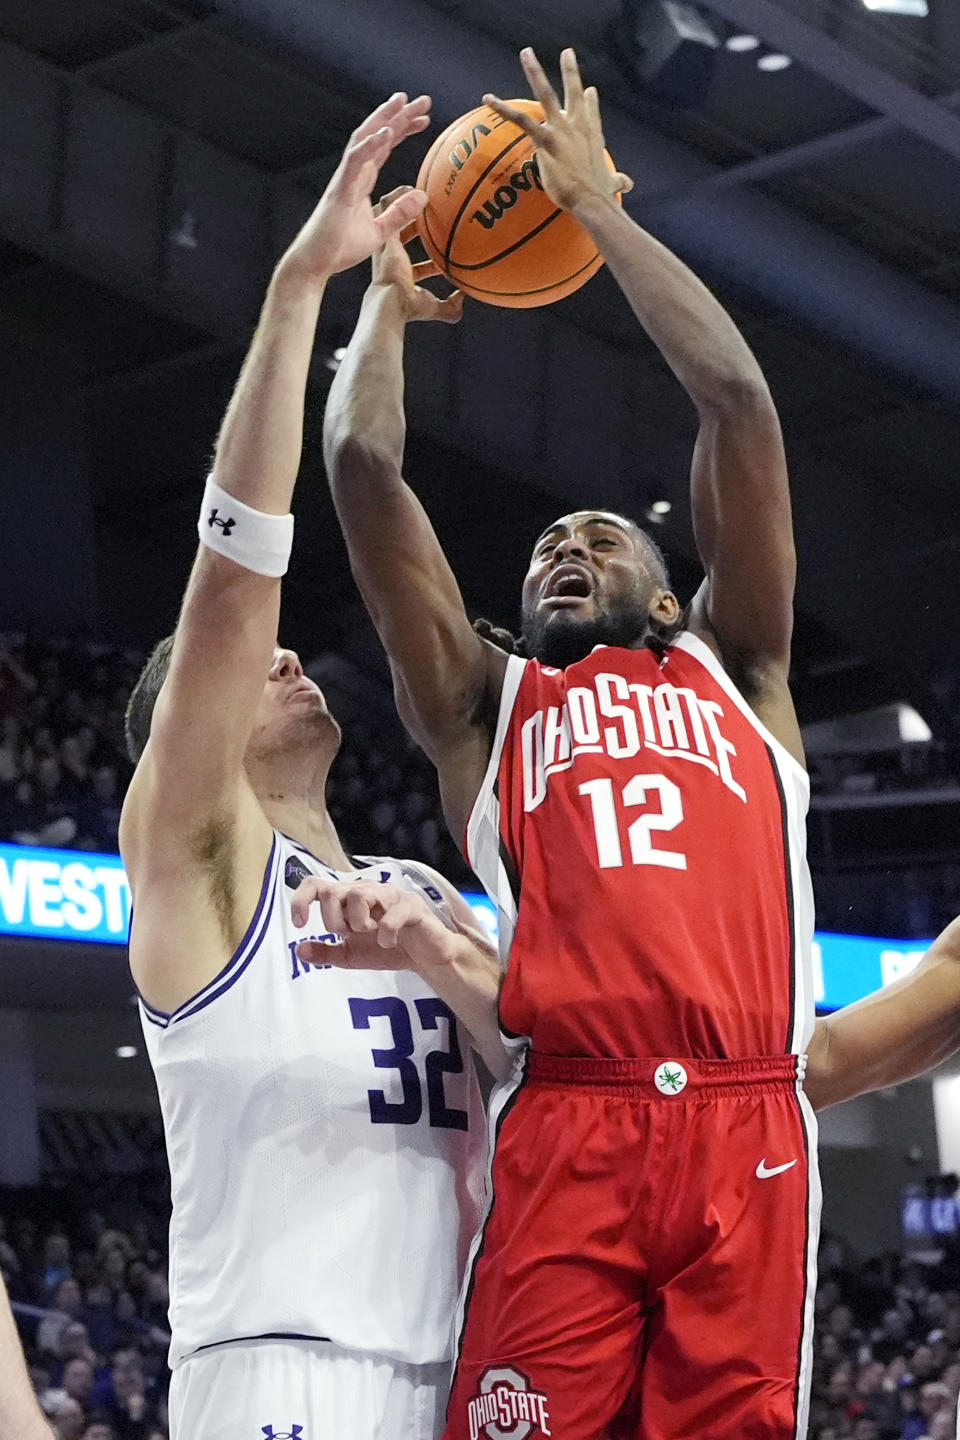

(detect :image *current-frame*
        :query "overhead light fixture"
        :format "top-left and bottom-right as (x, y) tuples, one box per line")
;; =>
(757, 52), (793, 71)
(862, 0), (928, 12)
(608, 0), (721, 108)
(725, 33), (760, 51)
(116, 1045), (138, 1060)
(651, 499), (672, 514)
(897, 704), (932, 743)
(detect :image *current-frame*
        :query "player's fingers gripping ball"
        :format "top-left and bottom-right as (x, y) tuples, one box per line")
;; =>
(415, 100), (620, 308)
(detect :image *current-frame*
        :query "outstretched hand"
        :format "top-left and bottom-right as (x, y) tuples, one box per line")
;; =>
(371, 188), (464, 324)
(484, 48), (632, 215)
(291, 875), (454, 973)
(283, 94), (433, 281)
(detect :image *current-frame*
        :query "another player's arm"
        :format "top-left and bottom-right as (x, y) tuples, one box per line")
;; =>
(120, 99), (433, 1012)
(805, 918), (960, 1111)
(488, 49), (800, 764)
(291, 871), (510, 1079)
(410, 869), (511, 1081)
(323, 224), (505, 834)
(0, 1271), (51, 1440)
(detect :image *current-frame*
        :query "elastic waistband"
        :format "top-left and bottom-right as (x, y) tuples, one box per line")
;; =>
(527, 1052), (804, 1099)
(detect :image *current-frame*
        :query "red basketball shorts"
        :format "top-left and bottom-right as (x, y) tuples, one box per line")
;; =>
(446, 1053), (820, 1440)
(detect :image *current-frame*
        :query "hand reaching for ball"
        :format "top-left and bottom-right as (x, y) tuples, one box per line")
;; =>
(281, 94), (432, 283)
(372, 189), (464, 325)
(484, 48), (633, 217)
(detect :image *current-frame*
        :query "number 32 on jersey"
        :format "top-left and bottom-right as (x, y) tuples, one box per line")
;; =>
(579, 773), (686, 870)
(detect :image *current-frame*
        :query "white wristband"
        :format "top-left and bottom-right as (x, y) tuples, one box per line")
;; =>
(198, 476), (294, 578)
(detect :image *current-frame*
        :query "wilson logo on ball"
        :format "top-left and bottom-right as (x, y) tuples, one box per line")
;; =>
(470, 158), (544, 230)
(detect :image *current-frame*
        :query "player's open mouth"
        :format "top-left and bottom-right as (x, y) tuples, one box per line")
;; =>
(543, 563), (594, 603)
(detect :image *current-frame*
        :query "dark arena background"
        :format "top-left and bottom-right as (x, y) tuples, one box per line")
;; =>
(2, 1), (960, 1437)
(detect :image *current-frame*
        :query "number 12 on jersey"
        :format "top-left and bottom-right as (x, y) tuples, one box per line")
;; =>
(579, 773), (687, 870)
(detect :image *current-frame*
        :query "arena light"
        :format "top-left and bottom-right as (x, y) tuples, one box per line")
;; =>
(862, 0), (928, 13)
(897, 704), (932, 742)
(725, 33), (760, 51)
(116, 1045), (138, 1060)
(650, 499), (672, 514)
(757, 52), (793, 71)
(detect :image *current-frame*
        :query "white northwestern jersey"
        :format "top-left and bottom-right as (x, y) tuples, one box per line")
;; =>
(139, 832), (487, 1368)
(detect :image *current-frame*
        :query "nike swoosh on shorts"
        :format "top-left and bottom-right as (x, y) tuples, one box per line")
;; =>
(755, 1158), (798, 1179)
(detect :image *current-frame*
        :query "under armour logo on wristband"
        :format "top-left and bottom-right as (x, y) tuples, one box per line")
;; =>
(262, 1427), (304, 1439)
(207, 508), (236, 536)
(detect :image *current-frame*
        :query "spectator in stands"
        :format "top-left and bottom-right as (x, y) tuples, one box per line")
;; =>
(42, 1233), (72, 1296)
(53, 1396), (85, 1439)
(82, 1282), (119, 1357)
(828, 1304), (863, 1360)
(55, 1322), (99, 1377)
(36, 1276), (84, 1355)
(873, 1307), (912, 1364)
(917, 1381), (950, 1428)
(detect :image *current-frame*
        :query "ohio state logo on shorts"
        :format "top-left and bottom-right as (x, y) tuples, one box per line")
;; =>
(467, 1364), (552, 1440)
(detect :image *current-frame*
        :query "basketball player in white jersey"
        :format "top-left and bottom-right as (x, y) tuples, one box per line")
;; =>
(119, 93), (501, 1440)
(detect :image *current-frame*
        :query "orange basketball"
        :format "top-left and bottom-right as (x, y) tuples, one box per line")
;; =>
(415, 100), (620, 309)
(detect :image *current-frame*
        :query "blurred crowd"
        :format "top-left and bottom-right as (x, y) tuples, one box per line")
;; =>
(0, 633), (471, 883)
(811, 1236), (960, 1439)
(2, 1204), (170, 1439)
(0, 638), (136, 854)
(8, 631), (960, 910)
(326, 717), (471, 884)
(9, 1194), (960, 1440)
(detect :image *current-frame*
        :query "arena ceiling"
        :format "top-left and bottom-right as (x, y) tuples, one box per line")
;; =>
(1, 0), (959, 730)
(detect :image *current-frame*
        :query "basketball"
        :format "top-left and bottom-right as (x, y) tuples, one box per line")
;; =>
(415, 100), (620, 308)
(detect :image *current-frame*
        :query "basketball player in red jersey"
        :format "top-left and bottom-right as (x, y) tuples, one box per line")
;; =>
(321, 47), (932, 1440)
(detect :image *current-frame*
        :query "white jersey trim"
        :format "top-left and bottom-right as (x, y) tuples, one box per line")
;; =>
(465, 653), (526, 970)
(139, 835), (281, 1031)
(792, 1089), (821, 1438)
(671, 630), (809, 793)
(671, 631), (814, 1053)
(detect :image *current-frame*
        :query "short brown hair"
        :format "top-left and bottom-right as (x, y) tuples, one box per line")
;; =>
(124, 635), (175, 763)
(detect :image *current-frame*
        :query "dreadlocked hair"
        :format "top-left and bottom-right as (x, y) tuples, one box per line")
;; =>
(473, 617), (528, 657)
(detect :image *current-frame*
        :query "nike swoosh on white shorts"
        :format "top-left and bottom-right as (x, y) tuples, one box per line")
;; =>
(755, 1158), (798, 1179)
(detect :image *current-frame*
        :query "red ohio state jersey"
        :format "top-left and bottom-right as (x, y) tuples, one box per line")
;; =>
(466, 631), (814, 1059)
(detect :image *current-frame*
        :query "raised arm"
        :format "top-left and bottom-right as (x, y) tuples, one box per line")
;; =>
(323, 221), (504, 833)
(805, 918), (960, 1111)
(488, 50), (800, 761)
(120, 97), (434, 1012)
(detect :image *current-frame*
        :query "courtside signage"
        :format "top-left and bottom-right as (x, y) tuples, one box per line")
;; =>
(0, 844), (930, 1002)
(0, 843), (131, 944)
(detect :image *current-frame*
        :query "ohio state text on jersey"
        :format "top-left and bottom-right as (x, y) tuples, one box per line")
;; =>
(466, 630), (815, 1059)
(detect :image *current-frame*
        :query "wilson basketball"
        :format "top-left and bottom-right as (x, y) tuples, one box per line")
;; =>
(416, 100), (620, 309)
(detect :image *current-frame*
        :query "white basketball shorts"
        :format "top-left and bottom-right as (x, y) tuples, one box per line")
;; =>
(168, 1338), (449, 1440)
